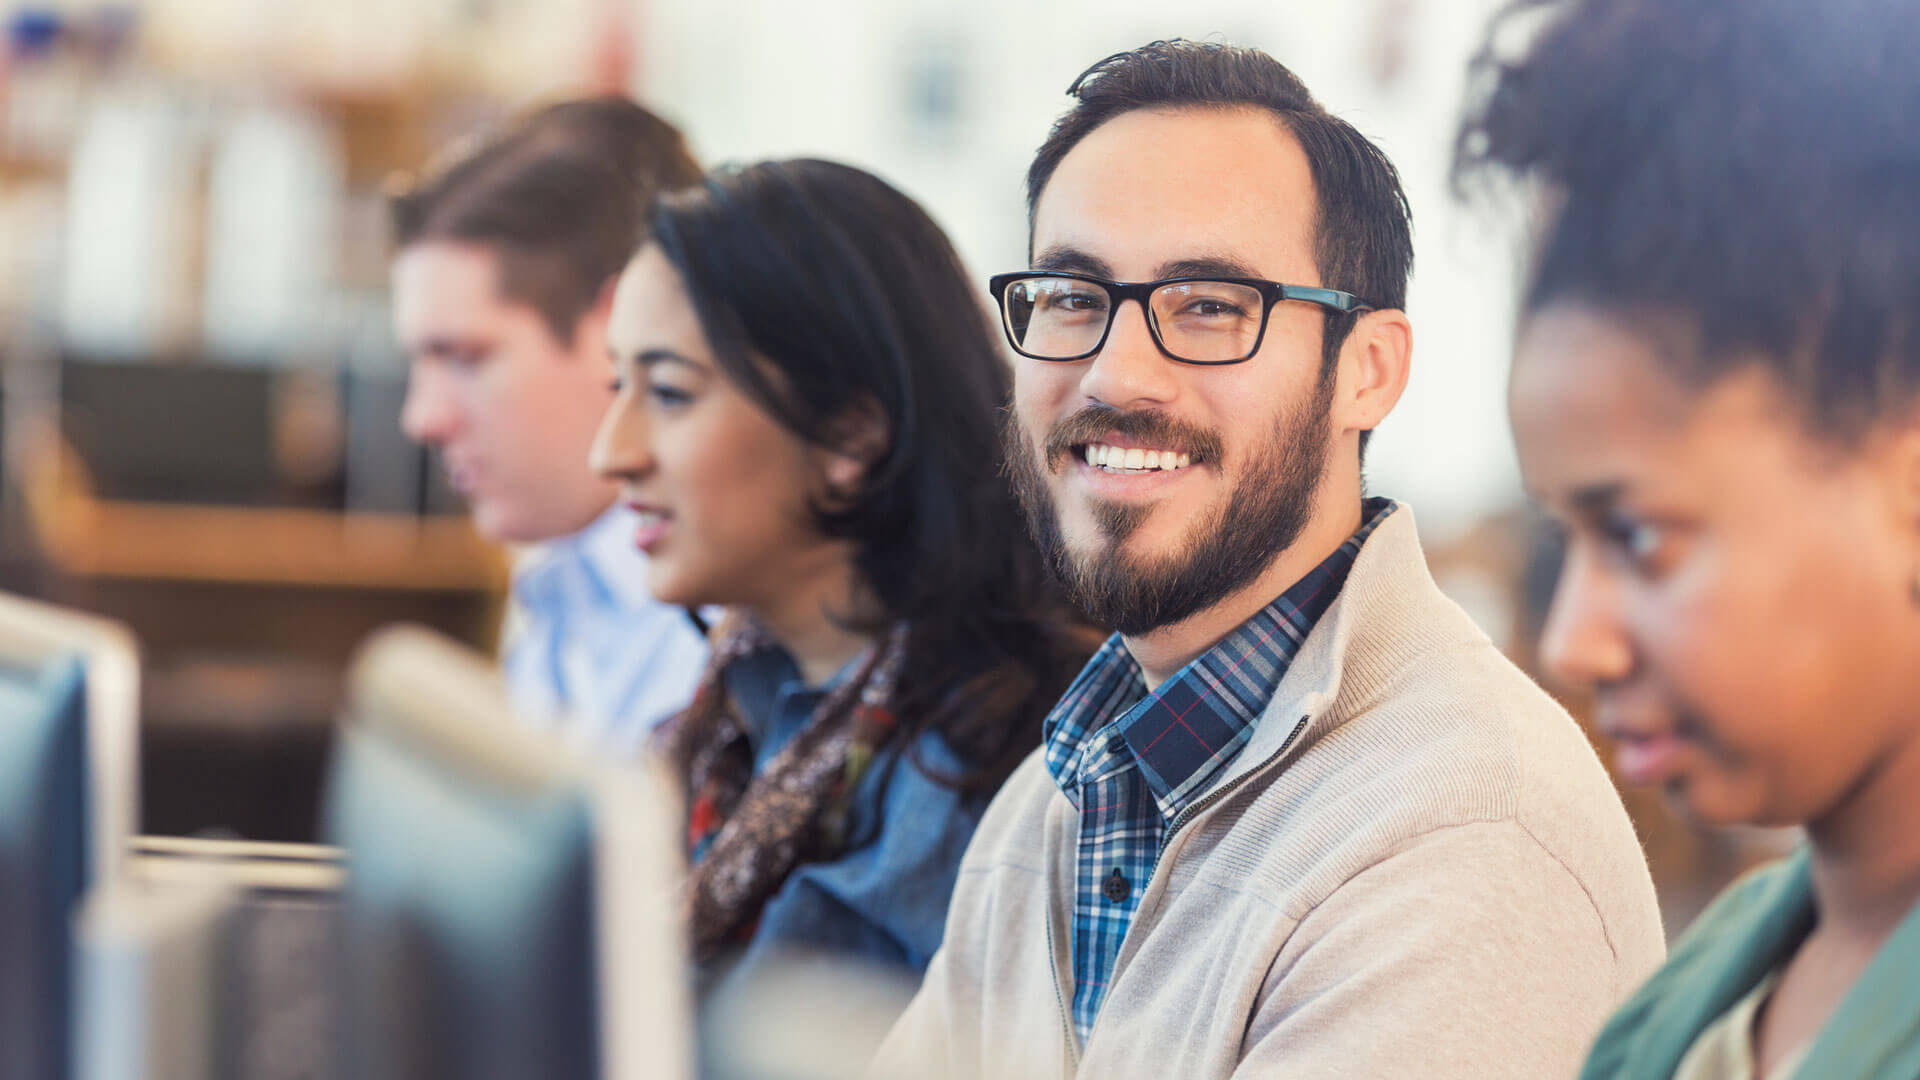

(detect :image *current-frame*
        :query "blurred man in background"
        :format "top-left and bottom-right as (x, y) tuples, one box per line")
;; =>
(390, 97), (709, 750)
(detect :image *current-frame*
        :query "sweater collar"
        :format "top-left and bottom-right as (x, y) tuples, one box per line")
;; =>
(1205, 500), (1471, 792)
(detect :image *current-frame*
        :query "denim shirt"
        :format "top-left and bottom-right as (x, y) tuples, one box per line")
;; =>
(717, 645), (989, 977)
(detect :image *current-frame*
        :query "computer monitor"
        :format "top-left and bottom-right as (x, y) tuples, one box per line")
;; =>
(0, 650), (86, 1080)
(322, 626), (687, 1080)
(70, 870), (237, 1080)
(0, 592), (140, 885)
(0, 591), (140, 1080)
(123, 834), (345, 1080)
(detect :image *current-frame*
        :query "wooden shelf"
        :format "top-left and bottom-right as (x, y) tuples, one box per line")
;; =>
(41, 496), (506, 591)
(19, 431), (505, 592)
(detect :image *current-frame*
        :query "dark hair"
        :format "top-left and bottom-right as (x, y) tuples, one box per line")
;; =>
(1028, 39), (1414, 454)
(1454, 0), (1920, 444)
(390, 96), (702, 342)
(650, 159), (1096, 791)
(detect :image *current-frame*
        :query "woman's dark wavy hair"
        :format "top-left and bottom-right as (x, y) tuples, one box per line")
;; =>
(1454, 0), (1920, 444)
(648, 159), (1097, 792)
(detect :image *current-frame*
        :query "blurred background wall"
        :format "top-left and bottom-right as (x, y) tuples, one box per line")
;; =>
(0, 0), (1787, 935)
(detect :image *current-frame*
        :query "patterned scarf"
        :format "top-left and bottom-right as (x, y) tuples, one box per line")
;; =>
(653, 612), (909, 960)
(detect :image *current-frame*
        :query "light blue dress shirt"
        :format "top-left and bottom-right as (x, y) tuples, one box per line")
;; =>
(501, 504), (709, 754)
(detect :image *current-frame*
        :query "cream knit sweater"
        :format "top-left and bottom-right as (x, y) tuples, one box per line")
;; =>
(873, 505), (1665, 1080)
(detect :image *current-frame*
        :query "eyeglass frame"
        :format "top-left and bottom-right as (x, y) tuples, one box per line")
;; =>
(986, 269), (1375, 366)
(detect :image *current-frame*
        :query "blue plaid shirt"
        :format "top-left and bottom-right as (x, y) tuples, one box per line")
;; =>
(1041, 498), (1396, 1042)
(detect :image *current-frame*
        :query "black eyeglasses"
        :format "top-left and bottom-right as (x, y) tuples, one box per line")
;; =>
(987, 270), (1374, 366)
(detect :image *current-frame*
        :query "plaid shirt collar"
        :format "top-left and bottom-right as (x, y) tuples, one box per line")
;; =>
(1043, 497), (1397, 821)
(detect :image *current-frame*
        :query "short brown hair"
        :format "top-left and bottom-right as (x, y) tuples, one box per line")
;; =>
(390, 96), (701, 341)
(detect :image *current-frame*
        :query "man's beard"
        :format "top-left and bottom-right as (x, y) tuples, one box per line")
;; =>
(1005, 377), (1334, 637)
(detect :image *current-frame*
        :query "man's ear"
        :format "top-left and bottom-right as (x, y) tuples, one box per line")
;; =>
(1334, 308), (1413, 438)
(816, 395), (891, 500)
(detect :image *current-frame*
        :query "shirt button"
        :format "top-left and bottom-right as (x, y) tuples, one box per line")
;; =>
(1103, 868), (1131, 903)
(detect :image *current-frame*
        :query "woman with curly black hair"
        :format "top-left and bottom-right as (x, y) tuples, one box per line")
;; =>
(1457, 1), (1920, 1076)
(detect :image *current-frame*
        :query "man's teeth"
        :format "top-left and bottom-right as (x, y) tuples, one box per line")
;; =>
(1081, 443), (1193, 472)
(635, 509), (666, 527)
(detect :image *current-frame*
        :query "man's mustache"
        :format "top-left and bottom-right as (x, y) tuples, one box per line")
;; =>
(1041, 405), (1225, 469)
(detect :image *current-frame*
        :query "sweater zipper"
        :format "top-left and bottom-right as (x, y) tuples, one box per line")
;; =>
(1044, 908), (1080, 1075)
(1147, 713), (1311, 883)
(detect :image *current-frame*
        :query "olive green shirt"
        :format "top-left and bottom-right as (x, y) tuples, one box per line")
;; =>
(1583, 848), (1920, 1080)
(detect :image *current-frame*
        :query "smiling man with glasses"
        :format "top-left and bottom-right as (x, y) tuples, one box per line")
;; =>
(873, 40), (1664, 1080)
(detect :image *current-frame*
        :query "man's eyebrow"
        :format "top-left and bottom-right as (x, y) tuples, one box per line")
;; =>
(1155, 255), (1263, 280)
(1031, 246), (1113, 277)
(1027, 248), (1268, 282)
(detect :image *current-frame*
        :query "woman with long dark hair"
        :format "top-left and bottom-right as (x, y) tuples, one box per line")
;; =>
(590, 158), (1095, 979)
(1457, 0), (1920, 1076)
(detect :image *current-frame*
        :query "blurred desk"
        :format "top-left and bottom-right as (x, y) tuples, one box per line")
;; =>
(22, 492), (508, 841)
(130, 835), (345, 896)
(7, 364), (508, 841)
(35, 495), (503, 591)
(13, 355), (502, 593)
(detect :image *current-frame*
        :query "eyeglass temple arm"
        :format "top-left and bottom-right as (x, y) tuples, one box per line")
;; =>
(1280, 285), (1373, 313)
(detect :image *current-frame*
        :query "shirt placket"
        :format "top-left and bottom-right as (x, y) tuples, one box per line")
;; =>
(1068, 728), (1156, 1041)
